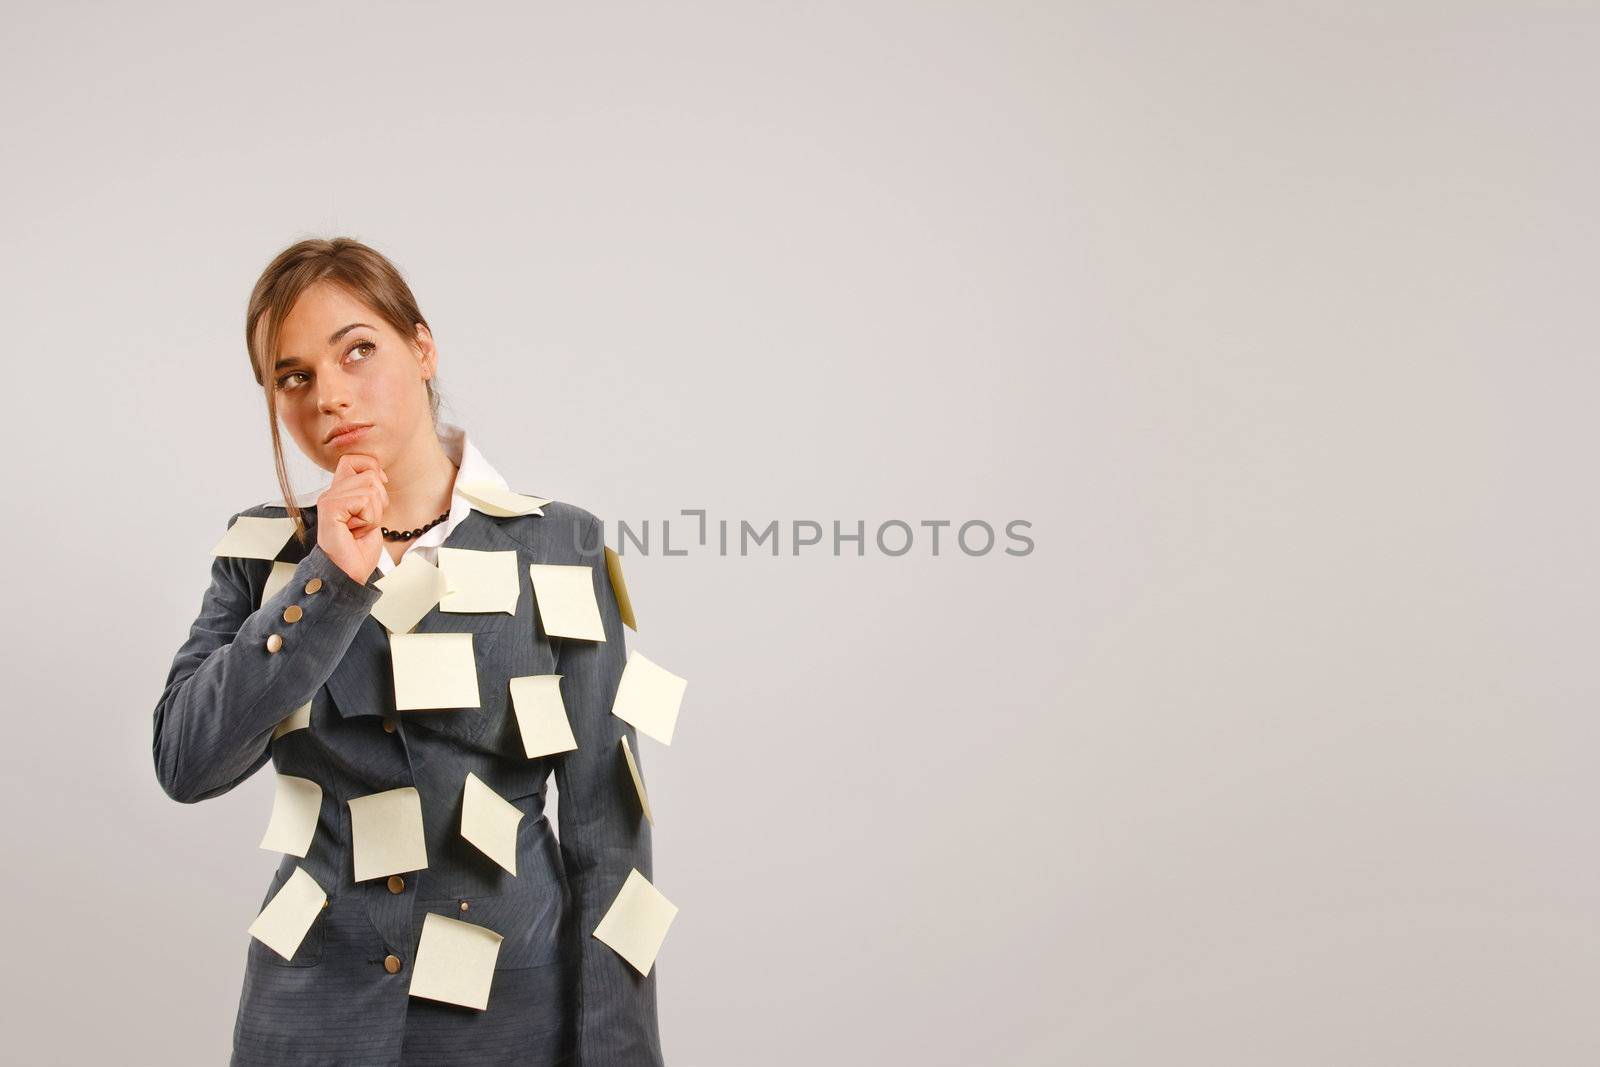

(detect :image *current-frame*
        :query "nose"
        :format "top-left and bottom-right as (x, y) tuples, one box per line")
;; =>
(317, 386), (349, 417)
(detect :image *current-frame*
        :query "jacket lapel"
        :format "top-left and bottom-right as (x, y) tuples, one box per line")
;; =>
(320, 507), (528, 748)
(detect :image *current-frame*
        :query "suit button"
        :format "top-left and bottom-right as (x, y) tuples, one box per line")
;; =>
(265, 633), (283, 654)
(382, 718), (397, 733)
(459, 900), (470, 912)
(387, 875), (405, 894)
(305, 578), (323, 594)
(384, 954), (402, 974)
(283, 605), (303, 623)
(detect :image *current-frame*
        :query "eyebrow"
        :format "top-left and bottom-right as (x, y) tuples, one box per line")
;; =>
(274, 323), (376, 371)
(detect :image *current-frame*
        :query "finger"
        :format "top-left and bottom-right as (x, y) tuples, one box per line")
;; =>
(334, 453), (385, 486)
(335, 452), (382, 477)
(350, 471), (389, 515)
(331, 487), (379, 529)
(353, 487), (383, 528)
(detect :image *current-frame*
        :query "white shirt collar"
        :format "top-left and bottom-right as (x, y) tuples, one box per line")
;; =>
(283, 420), (510, 577)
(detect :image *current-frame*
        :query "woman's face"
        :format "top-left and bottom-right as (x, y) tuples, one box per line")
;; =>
(271, 280), (436, 473)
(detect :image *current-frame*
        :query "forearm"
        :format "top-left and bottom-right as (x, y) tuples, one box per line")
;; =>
(152, 541), (381, 803)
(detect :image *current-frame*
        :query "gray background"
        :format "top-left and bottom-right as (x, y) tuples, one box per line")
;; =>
(3, 2), (1595, 1063)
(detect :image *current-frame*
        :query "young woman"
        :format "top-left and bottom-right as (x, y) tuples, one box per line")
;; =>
(152, 237), (665, 1065)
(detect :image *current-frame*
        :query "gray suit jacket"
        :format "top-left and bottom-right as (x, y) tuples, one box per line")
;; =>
(152, 498), (664, 1066)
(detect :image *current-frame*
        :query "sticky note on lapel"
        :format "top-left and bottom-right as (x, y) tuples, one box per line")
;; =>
(390, 632), (481, 711)
(438, 547), (520, 615)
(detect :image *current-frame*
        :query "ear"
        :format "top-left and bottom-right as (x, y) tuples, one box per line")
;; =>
(414, 322), (438, 378)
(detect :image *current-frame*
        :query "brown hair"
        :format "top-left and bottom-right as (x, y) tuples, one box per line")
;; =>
(244, 237), (441, 546)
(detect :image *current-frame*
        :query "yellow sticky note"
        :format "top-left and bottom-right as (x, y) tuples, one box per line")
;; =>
(212, 516), (296, 561)
(390, 632), (481, 711)
(528, 563), (605, 641)
(592, 868), (678, 977)
(258, 773), (322, 857)
(438, 547), (520, 615)
(611, 650), (686, 745)
(262, 561), (297, 606)
(247, 867), (327, 961)
(272, 699), (312, 739)
(458, 481), (550, 518)
(604, 546), (637, 631)
(349, 786), (428, 881)
(372, 553), (447, 634)
(621, 735), (654, 825)
(408, 911), (504, 1010)
(460, 772), (523, 875)
(508, 675), (577, 758)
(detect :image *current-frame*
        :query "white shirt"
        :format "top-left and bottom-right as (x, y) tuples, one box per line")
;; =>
(285, 421), (512, 578)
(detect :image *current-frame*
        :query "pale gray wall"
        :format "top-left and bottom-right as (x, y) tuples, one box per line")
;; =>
(3, 2), (1595, 1064)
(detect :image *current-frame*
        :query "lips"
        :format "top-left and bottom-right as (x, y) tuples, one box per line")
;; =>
(325, 422), (373, 445)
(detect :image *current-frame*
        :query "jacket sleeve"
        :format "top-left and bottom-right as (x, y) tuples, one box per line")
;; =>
(553, 512), (665, 1066)
(152, 511), (384, 804)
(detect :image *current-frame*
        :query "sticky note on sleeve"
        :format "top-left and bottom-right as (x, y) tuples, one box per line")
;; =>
(621, 735), (654, 825)
(611, 650), (686, 745)
(592, 868), (678, 976)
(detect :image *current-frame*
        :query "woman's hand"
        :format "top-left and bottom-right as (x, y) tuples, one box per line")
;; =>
(316, 453), (390, 585)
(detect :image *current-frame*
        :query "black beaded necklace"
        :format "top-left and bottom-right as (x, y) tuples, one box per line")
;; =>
(382, 509), (451, 542)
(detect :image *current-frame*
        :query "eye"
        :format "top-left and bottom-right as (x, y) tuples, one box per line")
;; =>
(273, 340), (374, 391)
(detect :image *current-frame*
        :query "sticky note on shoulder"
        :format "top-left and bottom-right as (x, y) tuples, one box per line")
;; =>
(458, 481), (549, 517)
(604, 546), (637, 631)
(528, 563), (606, 641)
(213, 516), (296, 560)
